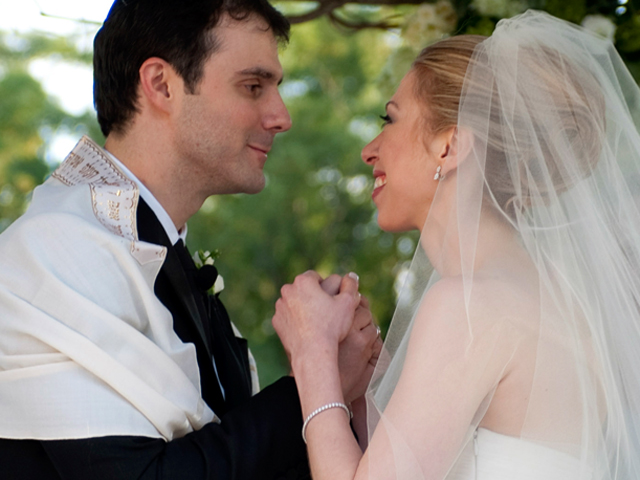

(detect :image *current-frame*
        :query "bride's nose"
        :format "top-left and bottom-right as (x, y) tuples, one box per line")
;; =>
(361, 136), (379, 165)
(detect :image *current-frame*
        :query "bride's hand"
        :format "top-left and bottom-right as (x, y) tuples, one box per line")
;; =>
(272, 270), (360, 362)
(320, 274), (383, 402)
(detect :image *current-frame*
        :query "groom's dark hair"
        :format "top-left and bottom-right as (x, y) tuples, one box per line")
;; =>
(93, 0), (290, 137)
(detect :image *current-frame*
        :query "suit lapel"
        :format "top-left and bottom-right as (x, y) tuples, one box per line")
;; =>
(206, 296), (253, 405)
(136, 199), (211, 358)
(162, 246), (212, 356)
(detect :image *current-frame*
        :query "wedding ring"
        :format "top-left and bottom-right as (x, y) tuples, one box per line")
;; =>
(375, 325), (381, 339)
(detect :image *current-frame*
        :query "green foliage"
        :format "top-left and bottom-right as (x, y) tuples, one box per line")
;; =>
(616, 14), (640, 53)
(0, 32), (102, 230)
(461, 16), (496, 35)
(544, 0), (587, 24)
(0, 69), (56, 227)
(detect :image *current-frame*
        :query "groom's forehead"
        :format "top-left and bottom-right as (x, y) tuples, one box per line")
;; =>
(205, 19), (282, 78)
(212, 13), (277, 51)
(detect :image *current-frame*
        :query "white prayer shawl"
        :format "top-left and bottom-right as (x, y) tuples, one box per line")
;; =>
(0, 137), (225, 441)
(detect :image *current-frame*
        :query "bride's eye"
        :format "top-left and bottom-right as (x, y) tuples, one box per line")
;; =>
(380, 114), (391, 126)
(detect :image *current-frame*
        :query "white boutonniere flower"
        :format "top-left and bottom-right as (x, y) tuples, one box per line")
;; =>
(193, 249), (225, 294)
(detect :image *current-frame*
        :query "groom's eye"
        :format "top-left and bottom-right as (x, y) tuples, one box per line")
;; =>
(243, 82), (262, 95)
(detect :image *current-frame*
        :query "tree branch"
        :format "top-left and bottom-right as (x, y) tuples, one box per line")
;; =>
(283, 0), (426, 5)
(328, 11), (402, 30)
(287, 0), (349, 25)
(285, 0), (431, 27)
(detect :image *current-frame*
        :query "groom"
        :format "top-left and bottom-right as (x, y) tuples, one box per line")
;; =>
(0, 0), (379, 478)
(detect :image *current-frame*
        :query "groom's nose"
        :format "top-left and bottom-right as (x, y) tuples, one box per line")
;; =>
(263, 92), (292, 133)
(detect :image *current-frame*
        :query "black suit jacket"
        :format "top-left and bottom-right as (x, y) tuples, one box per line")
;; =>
(0, 200), (310, 480)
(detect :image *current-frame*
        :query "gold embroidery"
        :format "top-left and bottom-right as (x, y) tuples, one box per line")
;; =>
(55, 137), (138, 242)
(107, 201), (121, 221)
(98, 176), (121, 187)
(67, 153), (83, 169)
(79, 163), (99, 179)
(52, 136), (162, 264)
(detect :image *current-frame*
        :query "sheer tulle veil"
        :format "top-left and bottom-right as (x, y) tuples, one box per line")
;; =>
(365, 10), (640, 478)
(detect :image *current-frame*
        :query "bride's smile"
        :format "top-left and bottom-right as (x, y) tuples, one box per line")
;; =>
(361, 72), (449, 233)
(371, 170), (386, 197)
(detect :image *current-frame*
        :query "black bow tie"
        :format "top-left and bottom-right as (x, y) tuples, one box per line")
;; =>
(195, 264), (218, 292)
(173, 240), (218, 292)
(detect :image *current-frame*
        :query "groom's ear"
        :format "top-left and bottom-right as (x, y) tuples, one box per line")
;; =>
(440, 127), (474, 177)
(138, 57), (181, 115)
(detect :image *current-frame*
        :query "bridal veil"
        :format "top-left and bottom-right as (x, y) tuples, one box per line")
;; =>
(365, 10), (640, 479)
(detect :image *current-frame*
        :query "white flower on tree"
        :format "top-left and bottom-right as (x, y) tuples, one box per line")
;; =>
(581, 14), (617, 42)
(403, 0), (457, 51)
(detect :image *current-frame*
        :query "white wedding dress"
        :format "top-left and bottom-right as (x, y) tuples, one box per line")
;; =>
(447, 429), (587, 480)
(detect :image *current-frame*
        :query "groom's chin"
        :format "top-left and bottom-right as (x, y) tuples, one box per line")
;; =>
(218, 174), (267, 196)
(243, 177), (267, 195)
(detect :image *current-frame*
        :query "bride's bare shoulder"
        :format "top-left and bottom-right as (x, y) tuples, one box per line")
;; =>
(399, 275), (528, 390)
(414, 274), (537, 342)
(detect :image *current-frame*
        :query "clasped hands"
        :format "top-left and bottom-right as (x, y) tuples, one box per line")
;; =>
(272, 271), (383, 403)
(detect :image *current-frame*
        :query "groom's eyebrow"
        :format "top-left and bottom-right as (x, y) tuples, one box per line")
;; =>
(238, 66), (284, 85)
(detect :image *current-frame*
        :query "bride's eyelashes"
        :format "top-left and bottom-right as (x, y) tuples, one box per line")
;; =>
(380, 114), (392, 127)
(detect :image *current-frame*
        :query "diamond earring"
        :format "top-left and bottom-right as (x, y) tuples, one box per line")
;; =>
(434, 165), (445, 181)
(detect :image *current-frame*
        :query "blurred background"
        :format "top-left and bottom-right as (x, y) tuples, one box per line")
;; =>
(1, 0), (638, 386)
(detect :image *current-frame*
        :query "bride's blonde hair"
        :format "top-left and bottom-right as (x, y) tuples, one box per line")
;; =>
(411, 35), (486, 135)
(411, 35), (605, 218)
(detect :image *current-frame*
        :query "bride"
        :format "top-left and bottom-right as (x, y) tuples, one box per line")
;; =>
(272, 10), (640, 479)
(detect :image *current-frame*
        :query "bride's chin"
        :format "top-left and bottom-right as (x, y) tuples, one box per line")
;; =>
(376, 215), (416, 233)
(375, 217), (394, 233)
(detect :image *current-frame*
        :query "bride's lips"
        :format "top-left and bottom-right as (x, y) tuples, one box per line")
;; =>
(372, 170), (386, 199)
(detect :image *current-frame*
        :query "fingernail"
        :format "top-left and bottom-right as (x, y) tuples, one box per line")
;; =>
(348, 272), (359, 282)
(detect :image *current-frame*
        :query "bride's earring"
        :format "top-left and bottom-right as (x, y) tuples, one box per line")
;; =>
(434, 165), (445, 181)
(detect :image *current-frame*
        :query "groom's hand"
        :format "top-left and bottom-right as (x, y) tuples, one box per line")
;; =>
(339, 295), (382, 403)
(321, 275), (382, 404)
(273, 271), (359, 364)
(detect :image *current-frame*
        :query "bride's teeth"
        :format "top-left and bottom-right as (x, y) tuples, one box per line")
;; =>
(374, 175), (387, 189)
